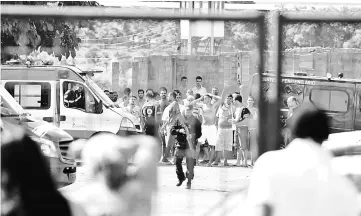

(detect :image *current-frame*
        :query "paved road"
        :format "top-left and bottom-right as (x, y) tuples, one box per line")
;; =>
(60, 162), (252, 216)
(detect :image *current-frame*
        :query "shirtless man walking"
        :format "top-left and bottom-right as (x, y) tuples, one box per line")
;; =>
(190, 82), (229, 166)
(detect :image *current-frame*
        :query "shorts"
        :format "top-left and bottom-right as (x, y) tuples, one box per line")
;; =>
(144, 125), (159, 137)
(237, 126), (250, 151)
(215, 128), (233, 151)
(233, 130), (240, 148)
(198, 125), (217, 146)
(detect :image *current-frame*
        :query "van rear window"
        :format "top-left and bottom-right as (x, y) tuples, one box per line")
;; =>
(310, 89), (349, 113)
(4, 82), (51, 110)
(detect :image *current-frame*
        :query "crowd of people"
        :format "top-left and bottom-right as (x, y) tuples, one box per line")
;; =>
(2, 77), (360, 216)
(104, 76), (259, 188)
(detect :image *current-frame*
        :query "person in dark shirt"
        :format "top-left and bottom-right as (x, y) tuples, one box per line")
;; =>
(183, 104), (202, 152)
(170, 103), (201, 189)
(283, 96), (300, 147)
(64, 84), (83, 109)
(75, 85), (85, 109)
(141, 91), (160, 138)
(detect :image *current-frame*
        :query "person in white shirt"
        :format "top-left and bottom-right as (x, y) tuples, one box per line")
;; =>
(192, 76), (207, 96)
(246, 103), (360, 216)
(125, 95), (141, 127)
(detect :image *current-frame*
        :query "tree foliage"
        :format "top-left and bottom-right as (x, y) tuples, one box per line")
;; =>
(1, 1), (99, 63)
(224, 6), (361, 52)
(75, 19), (178, 59)
(280, 6), (361, 49)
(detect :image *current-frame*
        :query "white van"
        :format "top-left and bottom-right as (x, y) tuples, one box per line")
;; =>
(0, 85), (77, 186)
(1, 63), (141, 140)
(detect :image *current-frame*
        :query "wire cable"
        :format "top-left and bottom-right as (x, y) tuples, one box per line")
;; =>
(127, 36), (177, 50)
(79, 26), (161, 40)
(79, 27), (177, 45)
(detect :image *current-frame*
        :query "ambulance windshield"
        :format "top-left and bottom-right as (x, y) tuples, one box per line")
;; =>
(86, 78), (116, 108)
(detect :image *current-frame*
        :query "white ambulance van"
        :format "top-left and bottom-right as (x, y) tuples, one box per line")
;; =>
(1, 85), (76, 186)
(1, 63), (141, 139)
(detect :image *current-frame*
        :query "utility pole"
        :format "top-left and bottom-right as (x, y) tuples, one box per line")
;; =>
(210, 1), (214, 55)
(187, 1), (194, 55)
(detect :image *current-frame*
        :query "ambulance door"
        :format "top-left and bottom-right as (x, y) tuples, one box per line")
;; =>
(59, 79), (103, 139)
(355, 84), (361, 130)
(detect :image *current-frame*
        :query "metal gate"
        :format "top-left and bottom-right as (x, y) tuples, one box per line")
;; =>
(2, 5), (361, 158)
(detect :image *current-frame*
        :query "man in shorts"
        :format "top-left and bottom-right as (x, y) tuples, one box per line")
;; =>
(230, 95), (251, 167)
(190, 82), (229, 166)
(213, 94), (233, 166)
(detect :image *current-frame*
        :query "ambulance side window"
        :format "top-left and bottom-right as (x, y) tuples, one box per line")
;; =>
(310, 89), (349, 112)
(4, 82), (51, 109)
(63, 82), (97, 113)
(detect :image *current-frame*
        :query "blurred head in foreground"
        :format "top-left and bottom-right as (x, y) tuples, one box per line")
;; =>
(69, 133), (159, 216)
(1, 122), (71, 216)
(81, 133), (132, 190)
(74, 133), (159, 190)
(290, 103), (330, 144)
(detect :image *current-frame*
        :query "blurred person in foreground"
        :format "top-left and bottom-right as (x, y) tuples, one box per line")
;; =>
(170, 103), (201, 189)
(68, 134), (159, 216)
(1, 121), (86, 216)
(246, 104), (360, 216)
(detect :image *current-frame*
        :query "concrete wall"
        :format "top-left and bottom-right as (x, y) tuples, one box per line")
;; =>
(131, 54), (249, 96)
(126, 49), (361, 98)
